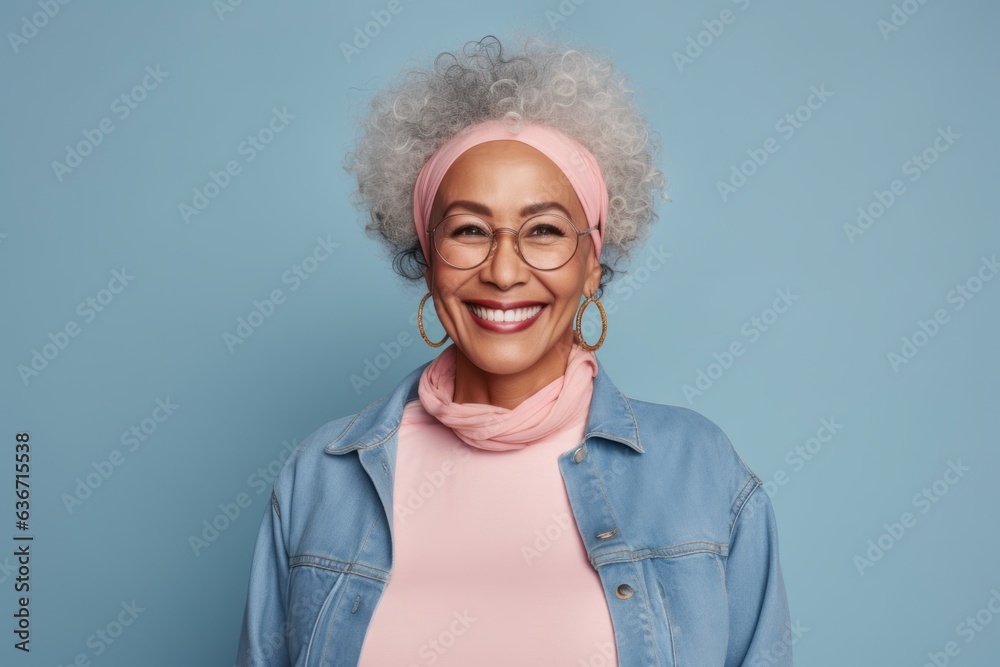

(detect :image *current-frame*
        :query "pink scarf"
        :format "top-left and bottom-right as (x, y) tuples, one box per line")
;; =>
(418, 343), (598, 452)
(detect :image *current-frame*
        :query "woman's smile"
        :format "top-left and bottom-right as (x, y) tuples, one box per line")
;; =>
(463, 300), (547, 333)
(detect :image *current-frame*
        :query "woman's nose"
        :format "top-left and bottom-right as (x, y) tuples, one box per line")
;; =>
(482, 229), (528, 283)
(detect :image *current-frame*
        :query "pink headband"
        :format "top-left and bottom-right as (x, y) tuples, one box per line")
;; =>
(412, 118), (608, 267)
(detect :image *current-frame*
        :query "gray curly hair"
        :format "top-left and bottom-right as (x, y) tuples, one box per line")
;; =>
(343, 34), (667, 298)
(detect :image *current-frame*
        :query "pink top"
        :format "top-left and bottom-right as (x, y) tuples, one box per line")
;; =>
(356, 343), (618, 666)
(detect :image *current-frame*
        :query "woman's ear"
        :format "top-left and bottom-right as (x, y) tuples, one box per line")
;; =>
(423, 265), (433, 294)
(585, 256), (603, 298)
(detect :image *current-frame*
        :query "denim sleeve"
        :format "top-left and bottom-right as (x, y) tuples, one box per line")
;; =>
(235, 488), (292, 667)
(724, 484), (793, 666)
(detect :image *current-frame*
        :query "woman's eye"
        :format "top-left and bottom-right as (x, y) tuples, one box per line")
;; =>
(529, 224), (565, 237)
(454, 225), (488, 237)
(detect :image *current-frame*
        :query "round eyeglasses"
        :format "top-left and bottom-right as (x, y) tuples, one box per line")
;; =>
(428, 213), (599, 271)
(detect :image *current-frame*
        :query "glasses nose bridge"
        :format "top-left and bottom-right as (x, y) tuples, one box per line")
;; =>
(486, 226), (523, 260)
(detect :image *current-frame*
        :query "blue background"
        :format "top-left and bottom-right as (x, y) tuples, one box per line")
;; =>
(1, 0), (998, 665)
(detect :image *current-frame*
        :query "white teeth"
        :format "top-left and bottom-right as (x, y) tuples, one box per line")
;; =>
(468, 304), (543, 323)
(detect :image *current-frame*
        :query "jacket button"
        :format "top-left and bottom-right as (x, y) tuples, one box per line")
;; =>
(573, 445), (587, 462)
(615, 584), (634, 599)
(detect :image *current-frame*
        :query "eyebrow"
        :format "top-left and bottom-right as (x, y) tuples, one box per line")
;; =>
(442, 200), (574, 220)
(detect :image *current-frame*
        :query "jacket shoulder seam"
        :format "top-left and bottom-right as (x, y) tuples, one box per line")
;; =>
(270, 487), (281, 520)
(729, 477), (763, 539)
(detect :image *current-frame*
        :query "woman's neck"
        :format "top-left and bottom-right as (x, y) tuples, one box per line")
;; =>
(451, 333), (577, 409)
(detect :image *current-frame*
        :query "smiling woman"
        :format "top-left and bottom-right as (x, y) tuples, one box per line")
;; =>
(235, 34), (792, 667)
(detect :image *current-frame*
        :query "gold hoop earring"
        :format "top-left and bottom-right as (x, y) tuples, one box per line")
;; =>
(574, 294), (607, 351)
(418, 291), (449, 348)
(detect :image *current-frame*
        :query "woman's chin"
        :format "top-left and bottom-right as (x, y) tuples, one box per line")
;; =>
(454, 339), (543, 374)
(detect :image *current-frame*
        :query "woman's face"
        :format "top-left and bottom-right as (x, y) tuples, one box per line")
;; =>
(423, 140), (602, 381)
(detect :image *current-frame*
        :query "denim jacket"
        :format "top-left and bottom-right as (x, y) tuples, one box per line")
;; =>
(236, 354), (792, 666)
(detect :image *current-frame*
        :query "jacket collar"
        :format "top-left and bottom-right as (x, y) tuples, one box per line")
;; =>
(325, 349), (644, 455)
